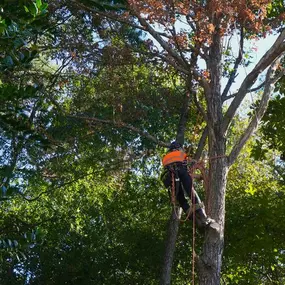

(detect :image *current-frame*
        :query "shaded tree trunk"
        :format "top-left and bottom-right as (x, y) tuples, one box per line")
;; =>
(160, 208), (182, 285)
(197, 136), (228, 285)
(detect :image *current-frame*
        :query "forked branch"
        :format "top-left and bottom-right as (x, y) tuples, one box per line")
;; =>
(227, 59), (285, 166)
(221, 26), (244, 100)
(222, 29), (285, 134)
(68, 114), (169, 147)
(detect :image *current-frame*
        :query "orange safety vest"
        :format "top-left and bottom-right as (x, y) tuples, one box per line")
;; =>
(162, 150), (187, 167)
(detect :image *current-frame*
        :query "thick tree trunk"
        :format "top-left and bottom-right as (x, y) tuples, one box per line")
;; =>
(160, 208), (182, 285)
(197, 22), (227, 284)
(197, 141), (228, 285)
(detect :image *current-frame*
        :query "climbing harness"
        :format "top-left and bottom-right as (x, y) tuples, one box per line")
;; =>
(168, 159), (209, 285)
(169, 164), (184, 219)
(168, 160), (207, 222)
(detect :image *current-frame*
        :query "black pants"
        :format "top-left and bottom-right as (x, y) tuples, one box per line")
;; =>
(166, 165), (199, 213)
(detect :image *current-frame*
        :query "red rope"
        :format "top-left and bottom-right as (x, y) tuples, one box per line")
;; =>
(171, 171), (181, 220)
(170, 166), (197, 284)
(190, 172), (196, 285)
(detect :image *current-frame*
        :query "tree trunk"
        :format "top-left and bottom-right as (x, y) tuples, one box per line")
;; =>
(197, 22), (227, 283)
(197, 143), (228, 285)
(160, 208), (182, 285)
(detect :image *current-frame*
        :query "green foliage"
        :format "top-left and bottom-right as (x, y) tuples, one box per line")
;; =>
(0, 0), (48, 71)
(224, 142), (285, 284)
(0, 2), (285, 284)
(0, 162), (170, 284)
(257, 95), (285, 158)
(267, 0), (285, 21)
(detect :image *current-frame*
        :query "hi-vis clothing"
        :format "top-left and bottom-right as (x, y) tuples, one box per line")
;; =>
(161, 149), (194, 213)
(162, 150), (187, 167)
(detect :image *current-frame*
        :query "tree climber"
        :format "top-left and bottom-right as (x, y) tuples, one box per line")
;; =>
(161, 141), (217, 229)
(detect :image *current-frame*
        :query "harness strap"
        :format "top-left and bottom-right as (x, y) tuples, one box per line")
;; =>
(167, 163), (181, 199)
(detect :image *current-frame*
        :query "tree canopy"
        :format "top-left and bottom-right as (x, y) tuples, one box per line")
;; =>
(1, 1), (285, 284)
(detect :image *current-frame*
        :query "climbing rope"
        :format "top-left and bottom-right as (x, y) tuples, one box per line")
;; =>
(189, 166), (196, 285)
(168, 155), (226, 285)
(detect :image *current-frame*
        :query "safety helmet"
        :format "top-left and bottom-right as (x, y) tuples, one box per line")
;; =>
(169, 141), (182, 150)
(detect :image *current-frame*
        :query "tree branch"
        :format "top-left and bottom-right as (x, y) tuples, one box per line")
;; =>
(132, 11), (189, 70)
(186, 14), (196, 32)
(193, 88), (208, 123)
(221, 26), (244, 100)
(170, 26), (190, 68)
(68, 114), (169, 147)
(156, 53), (190, 74)
(222, 81), (266, 102)
(175, 48), (200, 145)
(227, 60), (285, 166)
(194, 126), (208, 160)
(72, 0), (171, 38)
(176, 80), (194, 145)
(222, 29), (285, 135)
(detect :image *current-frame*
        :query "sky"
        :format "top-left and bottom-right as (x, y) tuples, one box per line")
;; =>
(150, 19), (279, 96)
(227, 33), (278, 93)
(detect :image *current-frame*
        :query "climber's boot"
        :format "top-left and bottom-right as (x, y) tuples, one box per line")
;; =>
(194, 204), (219, 231)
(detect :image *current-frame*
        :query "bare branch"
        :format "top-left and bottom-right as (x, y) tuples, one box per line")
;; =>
(223, 81), (266, 102)
(193, 88), (208, 123)
(175, 90), (192, 145)
(40, 57), (73, 112)
(175, 55), (199, 145)
(157, 54), (190, 74)
(72, 0), (170, 38)
(191, 68), (211, 96)
(194, 126), (208, 160)
(170, 26), (190, 67)
(227, 60), (285, 166)
(68, 115), (169, 147)
(221, 26), (244, 100)
(87, 0), (126, 9)
(157, 53), (210, 98)
(157, 52), (209, 96)
(186, 14), (196, 32)
(222, 29), (285, 134)
(132, 12), (189, 70)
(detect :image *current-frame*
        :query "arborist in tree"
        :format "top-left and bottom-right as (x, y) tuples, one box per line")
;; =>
(161, 141), (217, 229)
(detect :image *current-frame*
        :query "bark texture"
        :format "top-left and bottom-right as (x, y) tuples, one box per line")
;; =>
(160, 208), (182, 285)
(198, 148), (228, 285)
(196, 22), (227, 284)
